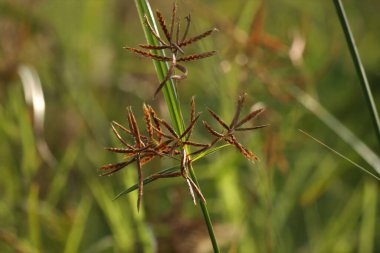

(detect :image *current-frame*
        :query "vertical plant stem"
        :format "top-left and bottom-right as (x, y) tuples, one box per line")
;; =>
(134, 0), (184, 134)
(333, 0), (380, 149)
(188, 164), (220, 252)
(133, 1), (220, 252)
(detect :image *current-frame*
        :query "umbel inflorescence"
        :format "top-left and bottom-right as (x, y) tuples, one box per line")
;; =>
(124, 2), (217, 97)
(99, 96), (267, 210)
(99, 2), (267, 211)
(100, 98), (207, 210)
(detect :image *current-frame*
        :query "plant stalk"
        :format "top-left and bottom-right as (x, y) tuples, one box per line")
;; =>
(333, 0), (380, 150)
(133, 1), (220, 252)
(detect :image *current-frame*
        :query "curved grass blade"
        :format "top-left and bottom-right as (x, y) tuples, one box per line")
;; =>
(114, 144), (230, 200)
(18, 65), (57, 168)
(113, 165), (180, 200)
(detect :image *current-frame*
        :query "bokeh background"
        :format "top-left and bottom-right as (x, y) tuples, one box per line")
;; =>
(1, 0), (379, 252)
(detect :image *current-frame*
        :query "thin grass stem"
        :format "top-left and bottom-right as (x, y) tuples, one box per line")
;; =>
(333, 0), (380, 150)
(299, 129), (380, 181)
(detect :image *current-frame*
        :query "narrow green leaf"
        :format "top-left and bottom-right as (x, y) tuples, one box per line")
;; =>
(193, 144), (230, 161)
(63, 197), (92, 253)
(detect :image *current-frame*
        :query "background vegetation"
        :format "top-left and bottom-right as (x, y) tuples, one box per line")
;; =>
(0, 0), (379, 252)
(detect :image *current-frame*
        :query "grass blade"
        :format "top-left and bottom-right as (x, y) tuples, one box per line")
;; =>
(333, 0), (380, 148)
(63, 197), (92, 253)
(359, 181), (377, 253)
(299, 129), (380, 180)
(193, 144), (230, 161)
(113, 165), (180, 200)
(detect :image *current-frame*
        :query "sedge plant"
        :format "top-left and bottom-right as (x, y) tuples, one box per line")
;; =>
(99, 1), (267, 251)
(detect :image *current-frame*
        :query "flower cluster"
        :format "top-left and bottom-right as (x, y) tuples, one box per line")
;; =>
(99, 96), (266, 210)
(124, 2), (217, 97)
(204, 93), (268, 161)
(100, 98), (207, 210)
(100, 2), (267, 211)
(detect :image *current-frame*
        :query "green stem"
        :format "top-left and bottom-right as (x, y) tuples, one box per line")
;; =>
(333, 0), (380, 150)
(134, 0), (184, 134)
(188, 164), (220, 252)
(133, 1), (220, 252)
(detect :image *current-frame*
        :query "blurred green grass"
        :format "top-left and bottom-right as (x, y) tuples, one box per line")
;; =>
(0, 0), (379, 252)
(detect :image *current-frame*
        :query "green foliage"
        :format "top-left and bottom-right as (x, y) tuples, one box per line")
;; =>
(0, 0), (379, 252)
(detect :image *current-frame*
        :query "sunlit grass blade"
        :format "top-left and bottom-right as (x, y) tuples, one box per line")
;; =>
(333, 0), (380, 148)
(299, 129), (380, 180)
(18, 65), (57, 168)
